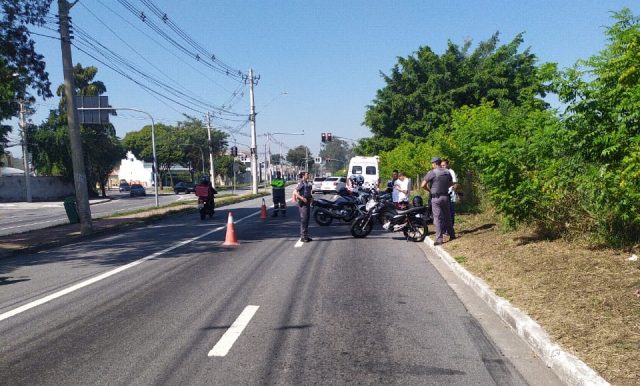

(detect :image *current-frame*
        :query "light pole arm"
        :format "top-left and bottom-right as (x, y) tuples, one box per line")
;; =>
(77, 106), (159, 207)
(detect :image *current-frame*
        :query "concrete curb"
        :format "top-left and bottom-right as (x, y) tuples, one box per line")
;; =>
(424, 237), (610, 386)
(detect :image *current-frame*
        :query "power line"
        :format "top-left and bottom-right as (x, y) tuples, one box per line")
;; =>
(116, 0), (247, 81)
(93, 0), (241, 97)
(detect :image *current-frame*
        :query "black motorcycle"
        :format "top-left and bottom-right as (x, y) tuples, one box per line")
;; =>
(195, 184), (215, 220)
(197, 195), (215, 220)
(351, 196), (429, 242)
(312, 189), (359, 226)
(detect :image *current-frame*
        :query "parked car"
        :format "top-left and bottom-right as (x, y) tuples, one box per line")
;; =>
(320, 176), (347, 194)
(174, 181), (195, 194)
(118, 181), (130, 192)
(312, 177), (326, 194)
(129, 184), (146, 197)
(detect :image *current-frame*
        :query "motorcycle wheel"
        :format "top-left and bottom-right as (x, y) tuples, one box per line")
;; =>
(350, 216), (373, 238)
(199, 208), (206, 220)
(342, 204), (358, 222)
(314, 209), (333, 226)
(403, 223), (427, 242)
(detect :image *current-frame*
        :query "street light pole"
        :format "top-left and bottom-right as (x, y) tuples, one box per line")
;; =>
(269, 131), (304, 178)
(206, 112), (215, 186)
(77, 106), (159, 207)
(248, 68), (259, 194)
(18, 100), (32, 202)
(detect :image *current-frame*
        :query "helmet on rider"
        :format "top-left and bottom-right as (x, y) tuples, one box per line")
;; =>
(412, 195), (424, 207)
(354, 175), (364, 186)
(199, 175), (210, 185)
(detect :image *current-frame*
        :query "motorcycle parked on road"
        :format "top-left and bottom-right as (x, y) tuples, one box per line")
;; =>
(313, 189), (359, 226)
(351, 195), (429, 241)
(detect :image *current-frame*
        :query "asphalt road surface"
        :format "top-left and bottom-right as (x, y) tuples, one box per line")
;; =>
(0, 189), (244, 236)
(0, 194), (561, 385)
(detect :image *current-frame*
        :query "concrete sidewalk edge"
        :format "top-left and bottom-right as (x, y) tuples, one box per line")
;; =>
(423, 237), (609, 386)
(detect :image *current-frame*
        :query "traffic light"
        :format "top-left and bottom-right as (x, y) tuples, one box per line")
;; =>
(321, 132), (326, 142)
(327, 132), (332, 142)
(230, 146), (238, 156)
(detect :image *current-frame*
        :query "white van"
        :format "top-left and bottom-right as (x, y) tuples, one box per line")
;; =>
(348, 156), (380, 189)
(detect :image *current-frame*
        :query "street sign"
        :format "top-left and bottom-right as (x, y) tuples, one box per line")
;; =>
(76, 96), (115, 124)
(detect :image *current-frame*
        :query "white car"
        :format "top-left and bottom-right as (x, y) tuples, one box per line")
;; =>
(320, 176), (347, 194)
(312, 177), (326, 193)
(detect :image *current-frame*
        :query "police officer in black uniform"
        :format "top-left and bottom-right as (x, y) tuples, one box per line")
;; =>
(292, 171), (313, 242)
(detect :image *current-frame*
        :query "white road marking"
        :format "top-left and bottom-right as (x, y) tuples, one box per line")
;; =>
(208, 305), (260, 357)
(294, 239), (304, 248)
(0, 210), (260, 322)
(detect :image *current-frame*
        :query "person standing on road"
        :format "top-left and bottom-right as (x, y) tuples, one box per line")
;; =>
(441, 159), (458, 225)
(385, 169), (399, 195)
(421, 156), (455, 245)
(292, 171), (314, 242)
(271, 171), (287, 217)
(393, 171), (411, 209)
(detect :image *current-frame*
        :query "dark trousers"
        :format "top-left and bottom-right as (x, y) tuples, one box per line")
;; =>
(299, 204), (310, 239)
(449, 200), (455, 226)
(432, 195), (455, 242)
(272, 190), (286, 215)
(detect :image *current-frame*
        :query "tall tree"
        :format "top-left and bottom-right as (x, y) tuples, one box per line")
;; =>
(173, 116), (228, 181)
(552, 7), (640, 241)
(286, 145), (314, 170)
(0, 0), (53, 154)
(319, 138), (352, 173)
(30, 64), (124, 196)
(122, 124), (182, 188)
(361, 33), (549, 153)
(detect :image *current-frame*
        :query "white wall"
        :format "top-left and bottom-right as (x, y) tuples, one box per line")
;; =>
(116, 151), (153, 187)
(0, 176), (74, 202)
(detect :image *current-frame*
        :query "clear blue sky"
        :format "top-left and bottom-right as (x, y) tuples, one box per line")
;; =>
(6, 0), (636, 159)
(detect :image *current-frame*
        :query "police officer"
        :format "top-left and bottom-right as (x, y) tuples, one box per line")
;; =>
(421, 156), (455, 245)
(271, 171), (287, 217)
(292, 171), (313, 242)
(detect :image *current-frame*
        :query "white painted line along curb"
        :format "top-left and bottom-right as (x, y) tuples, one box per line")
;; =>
(423, 237), (609, 386)
(208, 305), (260, 357)
(0, 210), (261, 322)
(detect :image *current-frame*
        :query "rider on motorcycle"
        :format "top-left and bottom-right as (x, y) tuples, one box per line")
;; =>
(196, 175), (217, 209)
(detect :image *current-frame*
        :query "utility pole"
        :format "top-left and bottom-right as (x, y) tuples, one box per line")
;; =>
(18, 100), (32, 202)
(248, 68), (258, 194)
(206, 112), (215, 186)
(58, 0), (92, 235)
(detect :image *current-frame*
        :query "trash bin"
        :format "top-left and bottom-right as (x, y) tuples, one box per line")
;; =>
(63, 196), (79, 224)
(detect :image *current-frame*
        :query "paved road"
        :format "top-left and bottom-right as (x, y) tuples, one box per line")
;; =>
(0, 188), (246, 236)
(0, 195), (561, 385)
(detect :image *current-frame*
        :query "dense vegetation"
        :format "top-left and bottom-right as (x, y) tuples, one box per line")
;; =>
(30, 64), (125, 197)
(358, 8), (639, 246)
(0, 0), (53, 157)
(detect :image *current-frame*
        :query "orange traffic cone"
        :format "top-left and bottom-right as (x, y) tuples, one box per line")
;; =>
(260, 198), (268, 219)
(223, 211), (240, 245)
